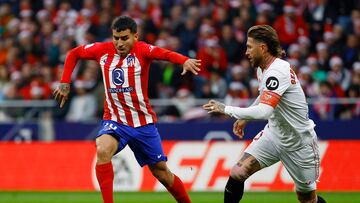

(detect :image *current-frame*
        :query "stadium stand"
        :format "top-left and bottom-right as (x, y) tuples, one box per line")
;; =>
(0, 0), (359, 122)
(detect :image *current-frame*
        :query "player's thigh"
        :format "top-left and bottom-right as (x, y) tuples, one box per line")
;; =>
(281, 140), (320, 192)
(95, 134), (120, 164)
(244, 130), (280, 168)
(96, 134), (119, 155)
(96, 120), (129, 154)
(128, 124), (167, 167)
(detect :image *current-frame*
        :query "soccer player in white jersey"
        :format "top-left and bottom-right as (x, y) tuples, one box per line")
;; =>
(203, 25), (326, 203)
(54, 16), (201, 203)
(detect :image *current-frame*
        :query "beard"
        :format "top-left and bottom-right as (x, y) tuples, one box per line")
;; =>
(251, 56), (261, 68)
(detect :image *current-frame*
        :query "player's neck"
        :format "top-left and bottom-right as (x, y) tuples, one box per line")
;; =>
(260, 54), (276, 71)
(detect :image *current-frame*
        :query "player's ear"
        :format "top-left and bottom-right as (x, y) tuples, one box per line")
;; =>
(260, 43), (268, 54)
(134, 32), (139, 41)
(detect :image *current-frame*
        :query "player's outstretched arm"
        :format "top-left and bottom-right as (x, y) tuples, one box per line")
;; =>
(181, 59), (201, 75)
(203, 99), (274, 120)
(53, 83), (70, 108)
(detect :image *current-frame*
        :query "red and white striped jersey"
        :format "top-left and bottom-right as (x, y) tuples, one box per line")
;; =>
(61, 41), (188, 127)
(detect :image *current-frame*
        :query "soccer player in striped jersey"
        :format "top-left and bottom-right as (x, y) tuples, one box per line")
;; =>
(203, 25), (326, 203)
(54, 16), (200, 203)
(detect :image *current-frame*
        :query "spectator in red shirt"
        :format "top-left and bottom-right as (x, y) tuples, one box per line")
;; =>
(20, 76), (51, 100)
(273, 2), (309, 47)
(196, 38), (228, 78)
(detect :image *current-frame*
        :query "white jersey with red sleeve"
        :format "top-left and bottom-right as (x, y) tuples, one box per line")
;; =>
(257, 58), (316, 150)
(61, 41), (188, 127)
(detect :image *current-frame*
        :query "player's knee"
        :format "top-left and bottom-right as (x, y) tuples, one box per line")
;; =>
(230, 164), (251, 181)
(96, 147), (112, 162)
(95, 136), (117, 163)
(96, 143), (114, 162)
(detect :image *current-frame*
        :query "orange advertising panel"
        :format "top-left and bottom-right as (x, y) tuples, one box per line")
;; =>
(0, 141), (359, 191)
(0, 142), (96, 190)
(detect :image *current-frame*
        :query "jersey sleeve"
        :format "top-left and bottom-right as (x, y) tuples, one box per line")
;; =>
(60, 43), (103, 83)
(140, 42), (188, 65)
(259, 69), (290, 108)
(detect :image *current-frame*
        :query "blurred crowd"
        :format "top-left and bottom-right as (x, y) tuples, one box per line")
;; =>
(0, 0), (360, 122)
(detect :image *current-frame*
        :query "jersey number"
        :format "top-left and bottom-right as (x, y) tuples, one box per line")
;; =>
(112, 68), (124, 86)
(290, 69), (297, 84)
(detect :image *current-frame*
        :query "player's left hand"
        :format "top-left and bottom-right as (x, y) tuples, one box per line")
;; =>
(182, 59), (201, 75)
(203, 99), (226, 114)
(233, 119), (247, 139)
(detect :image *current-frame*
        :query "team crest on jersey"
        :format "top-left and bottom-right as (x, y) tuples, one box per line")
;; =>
(265, 94), (272, 100)
(127, 55), (135, 66)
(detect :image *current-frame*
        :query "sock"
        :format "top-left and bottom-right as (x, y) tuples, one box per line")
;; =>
(96, 162), (114, 203)
(166, 174), (191, 203)
(317, 195), (326, 203)
(224, 176), (244, 203)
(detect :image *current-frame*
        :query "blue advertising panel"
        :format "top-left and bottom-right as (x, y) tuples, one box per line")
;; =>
(0, 123), (39, 141)
(1, 120), (359, 141)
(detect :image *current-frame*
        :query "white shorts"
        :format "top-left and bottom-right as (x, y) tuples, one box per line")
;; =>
(245, 130), (320, 192)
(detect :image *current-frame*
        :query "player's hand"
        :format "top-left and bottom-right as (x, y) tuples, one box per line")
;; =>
(182, 59), (201, 75)
(233, 119), (247, 139)
(203, 99), (225, 114)
(53, 83), (70, 108)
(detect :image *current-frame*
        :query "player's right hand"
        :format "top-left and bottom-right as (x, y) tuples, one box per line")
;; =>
(53, 83), (70, 108)
(233, 119), (247, 139)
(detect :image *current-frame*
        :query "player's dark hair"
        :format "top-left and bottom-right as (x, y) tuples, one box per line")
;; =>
(247, 25), (286, 58)
(111, 16), (137, 33)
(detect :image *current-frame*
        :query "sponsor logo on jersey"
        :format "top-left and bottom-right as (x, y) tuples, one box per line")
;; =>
(108, 87), (134, 93)
(266, 76), (279, 90)
(112, 68), (124, 86)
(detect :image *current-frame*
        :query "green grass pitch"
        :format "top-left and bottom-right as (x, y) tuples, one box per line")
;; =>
(0, 191), (359, 203)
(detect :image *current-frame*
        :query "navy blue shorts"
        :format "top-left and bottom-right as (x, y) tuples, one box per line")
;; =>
(97, 120), (167, 167)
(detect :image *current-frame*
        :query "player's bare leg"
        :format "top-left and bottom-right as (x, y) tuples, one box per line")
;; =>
(224, 152), (261, 203)
(95, 134), (118, 203)
(96, 134), (118, 163)
(149, 161), (191, 203)
(296, 190), (327, 203)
